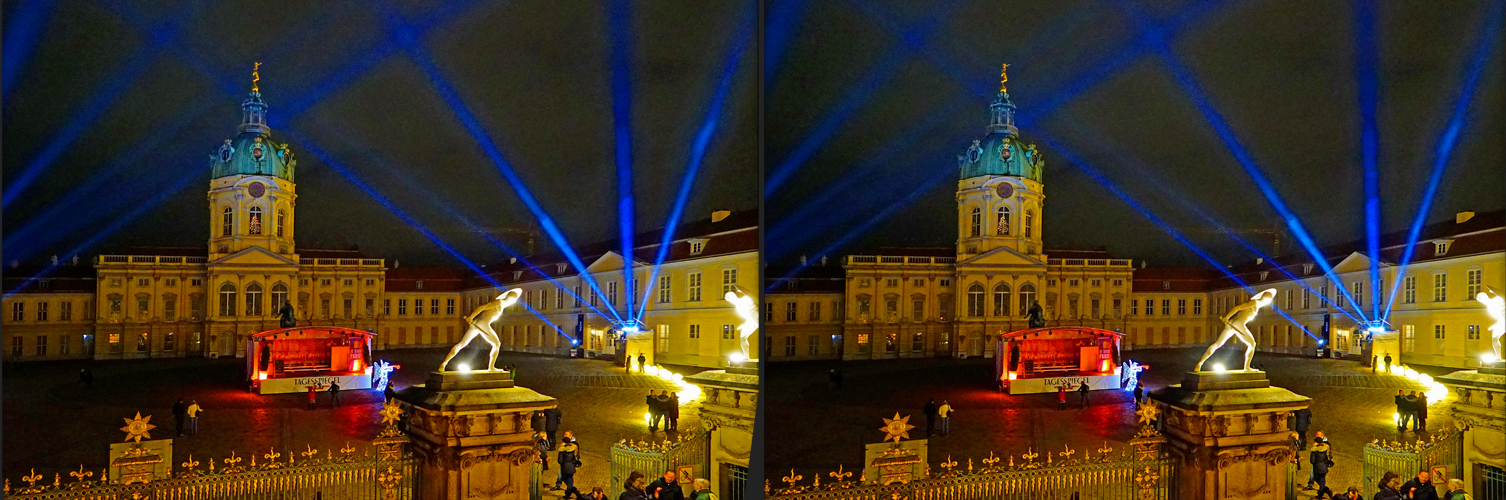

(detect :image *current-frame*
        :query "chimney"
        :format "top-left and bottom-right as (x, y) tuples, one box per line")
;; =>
(1457, 211), (1475, 224)
(711, 210), (731, 223)
(799, 255), (807, 265)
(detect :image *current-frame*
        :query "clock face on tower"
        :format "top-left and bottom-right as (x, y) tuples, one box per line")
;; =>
(247, 182), (266, 198)
(994, 182), (1014, 198)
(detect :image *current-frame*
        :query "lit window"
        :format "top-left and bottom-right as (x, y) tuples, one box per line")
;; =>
(1467, 269), (1482, 299)
(690, 240), (705, 255)
(1433, 273), (1447, 302)
(995, 206), (1010, 235)
(222, 207), (234, 236)
(687, 272), (702, 302)
(721, 269), (738, 295)
(658, 276), (671, 303)
(967, 283), (985, 317)
(219, 283), (237, 316)
(969, 207), (981, 237)
(248, 206), (263, 235)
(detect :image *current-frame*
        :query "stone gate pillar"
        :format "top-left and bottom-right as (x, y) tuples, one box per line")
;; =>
(686, 363), (759, 498)
(1150, 371), (1310, 500)
(1437, 365), (1505, 493)
(394, 371), (557, 500)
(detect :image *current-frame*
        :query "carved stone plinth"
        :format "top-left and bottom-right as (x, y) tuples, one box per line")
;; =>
(1436, 367), (1505, 493)
(1150, 371), (1309, 500)
(686, 363), (759, 499)
(394, 370), (557, 500)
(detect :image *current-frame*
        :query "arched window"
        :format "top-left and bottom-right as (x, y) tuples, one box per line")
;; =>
(1024, 209), (1035, 238)
(993, 283), (1011, 316)
(967, 283), (985, 317)
(271, 283), (288, 309)
(218, 283), (237, 317)
(969, 207), (981, 237)
(1018, 283), (1036, 317)
(248, 207), (263, 235)
(996, 206), (1010, 235)
(276, 210), (286, 238)
(222, 207), (234, 236)
(245, 283), (263, 316)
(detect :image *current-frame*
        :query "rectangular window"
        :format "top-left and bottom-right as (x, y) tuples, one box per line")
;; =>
(656, 324), (669, 353)
(1131, 300), (1139, 315)
(939, 279), (951, 287)
(165, 278), (176, 286)
(60, 335), (71, 355)
(554, 289), (563, 310)
(12, 302), (24, 322)
(60, 301), (72, 321)
(607, 281), (618, 306)
(343, 298), (353, 318)
(1113, 298), (1122, 317)
(573, 286), (582, 307)
(1319, 286), (1329, 307)
(36, 302), (48, 321)
(1177, 299), (1187, 315)
(809, 336), (820, 355)
(431, 299), (439, 315)
(109, 333), (122, 354)
(589, 288), (598, 308)
(1301, 288), (1311, 309)
(721, 269), (738, 295)
(689, 324), (701, 339)
(137, 278), (149, 287)
(366, 279), (375, 286)
(1069, 279), (1078, 287)
(321, 278), (332, 286)
(1161, 300), (1170, 316)
(1192, 299), (1202, 315)
(366, 298), (375, 317)
(1434, 324), (1445, 339)
(1404, 276), (1416, 304)
(784, 336), (796, 356)
(886, 278), (898, 287)
(136, 332), (149, 352)
(35, 335), (47, 356)
(658, 276), (671, 303)
(687, 272), (703, 302)
(1352, 282), (1364, 309)
(723, 324), (733, 340)
(163, 298), (175, 321)
(786, 302), (798, 322)
(913, 278), (925, 287)
(446, 299), (455, 315)
(765, 302), (775, 322)
(1403, 325), (1416, 352)
(1468, 325), (1480, 340)
(1092, 279), (1101, 287)
(11, 336), (22, 356)
(1090, 298), (1100, 318)
(320, 298), (330, 318)
(1433, 273), (1447, 302)
(1467, 269), (1482, 299)
(138, 296), (150, 317)
(809, 302), (822, 321)
(398, 299), (407, 315)
(912, 332), (924, 351)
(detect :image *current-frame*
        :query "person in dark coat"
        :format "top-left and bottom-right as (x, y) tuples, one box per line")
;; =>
(543, 407), (563, 449)
(384, 381), (396, 403)
(1404, 391), (1421, 431)
(172, 398), (188, 436)
(1401, 470), (1438, 500)
(1304, 437), (1331, 491)
(1414, 393), (1428, 431)
(620, 472), (648, 500)
(329, 382), (341, 407)
(552, 440), (581, 495)
(1293, 407), (1313, 449)
(1383, 353), (1393, 373)
(1078, 381), (1091, 407)
(1375, 472), (1404, 500)
(666, 392), (681, 431)
(637, 353), (647, 373)
(1132, 382), (1145, 405)
(1395, 390), (1413, 430)
(646, 391), (661, 431)
(923, 399), (938, 437)
(531, 410), (548, 443)
(646, 470), (684, 500)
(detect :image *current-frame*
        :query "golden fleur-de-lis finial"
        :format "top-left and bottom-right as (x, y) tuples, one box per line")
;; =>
(341, 442), (356, 455)
(21, 469), (42, 487)
(252, 62), (261, 92)
(223, 451), (242, 467)
(1060, 444), (1076, 461)
(830, 464), (851, 482)
(982, 451), (1000, 467)
(182, 455), (199, 469)
(302, 444), (319, 460)
(208, 458), (215, 472)
(1008, 455), (1015, 468)
(250, 455), (257, 468)
(70, 465), (93, 482)
(265, 448), (281, 462)
(783, 469), (802, 487)
(999, 63), (1009, 93)
(1022, 447), (1038, 463)
(940, 455), (958, 472)
(1098, 441), (1113, 456)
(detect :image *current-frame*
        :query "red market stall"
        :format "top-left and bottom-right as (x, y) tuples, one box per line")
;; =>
(994, 327), (1123, 395)
(246, 327), (375, 394)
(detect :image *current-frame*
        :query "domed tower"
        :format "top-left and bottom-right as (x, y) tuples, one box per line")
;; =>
(956, 64), (1045, 259)
(207, 63), (298, 259)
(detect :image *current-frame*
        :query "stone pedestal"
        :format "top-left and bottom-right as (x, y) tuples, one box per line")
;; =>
(686, 363), (758, 498)
(394, 370), (557, 500)
(1436, 365), (1505, 493)
(1149, 371), (1310, 500)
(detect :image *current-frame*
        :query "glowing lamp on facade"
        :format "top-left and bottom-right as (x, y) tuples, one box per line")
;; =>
(259, 372), (268, 380)
(1007, 372), (1017, 380)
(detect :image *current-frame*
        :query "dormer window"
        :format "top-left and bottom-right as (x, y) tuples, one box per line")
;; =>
(415, 280), (424, 290)
(556, 263), (567, 274)
(1434, 240), (1452, 256)
(689, 239), (708, 255)
(1161, 281), (1170, 290)
(1303, 264), (1314, 275)
(1260, 271), (1269, 281)
(513, 271), (523, 281)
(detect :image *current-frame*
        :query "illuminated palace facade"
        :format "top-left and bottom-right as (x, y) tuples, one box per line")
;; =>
(765, 80), (1504, 370)
(2, 83), (757, 371)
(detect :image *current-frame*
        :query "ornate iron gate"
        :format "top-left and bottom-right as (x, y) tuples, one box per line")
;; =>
(1361, 429), (1463, 498)
(609, 431), (711, 498)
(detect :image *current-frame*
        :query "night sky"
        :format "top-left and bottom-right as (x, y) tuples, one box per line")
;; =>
(3, 0), (757, 267)
(765, 0), (1504, 268)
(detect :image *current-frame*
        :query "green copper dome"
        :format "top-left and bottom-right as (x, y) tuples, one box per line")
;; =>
(958, 92), (1043, 183)
(208, 89), (297, 182)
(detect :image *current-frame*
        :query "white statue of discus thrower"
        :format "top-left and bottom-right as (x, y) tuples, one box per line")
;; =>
(440, 288), (523, 372)
(1478, 286), (1504, 361)
(1195, 288), (1277, 372)
(725, 285), (758, 361)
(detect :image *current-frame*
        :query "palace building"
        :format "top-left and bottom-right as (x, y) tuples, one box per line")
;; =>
(2, 76), (757, 371)
(764, 73), (1504, 370)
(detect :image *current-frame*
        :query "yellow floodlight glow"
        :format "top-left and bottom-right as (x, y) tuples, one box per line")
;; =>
(1212, 363), (1227, 374)
(457, 363), (471, 373)
(730, 352), (746, 364)
(1483, 353), (1500, 365)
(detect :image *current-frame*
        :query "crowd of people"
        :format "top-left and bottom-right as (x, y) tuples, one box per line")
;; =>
(1393, 390), (1430, 432)
(1369, 470), (1473, 500)
(645, 390), (681, 432)
(617, 469), (717, 500)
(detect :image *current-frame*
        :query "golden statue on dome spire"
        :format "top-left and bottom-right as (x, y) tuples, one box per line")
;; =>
(999, 63), (1009, 93)
(251, 62), (261, 92)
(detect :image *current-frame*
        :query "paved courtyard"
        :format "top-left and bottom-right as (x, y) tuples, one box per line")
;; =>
(3, 346), (699, 494)
(766, 347), (1455, 493)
